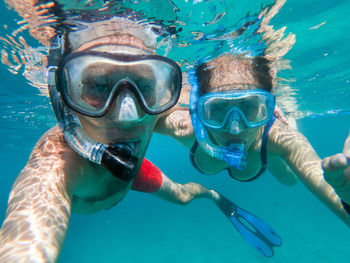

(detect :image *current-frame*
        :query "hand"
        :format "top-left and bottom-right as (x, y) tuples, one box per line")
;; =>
(322, 131), (350, 204)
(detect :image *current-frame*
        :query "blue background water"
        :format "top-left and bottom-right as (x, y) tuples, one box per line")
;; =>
(1, 0), (350, 262)
(1, 113), (350, 262)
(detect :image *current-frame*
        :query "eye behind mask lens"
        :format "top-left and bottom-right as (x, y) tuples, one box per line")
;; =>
(58, 51), (182, 116)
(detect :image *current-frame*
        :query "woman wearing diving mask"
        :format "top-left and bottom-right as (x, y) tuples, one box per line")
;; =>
(186, 54), (350, 227)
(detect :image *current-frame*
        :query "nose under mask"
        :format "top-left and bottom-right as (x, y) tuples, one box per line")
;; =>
(225, 111), (244, 134)
(118, 93), (139, 121)
(230, 121), (241, 134)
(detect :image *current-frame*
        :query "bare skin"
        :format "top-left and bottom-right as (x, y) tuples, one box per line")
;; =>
(158, 54), (350, 227)
(0, 124), (219, 262)
(0, 128), (73, 262)
(0, 35), (220, 262)
(322, 131), (350, 204)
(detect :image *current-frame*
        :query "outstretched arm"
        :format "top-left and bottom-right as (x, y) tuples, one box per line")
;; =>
(0, 127), (74, 263)
(153, 172), (220, 205)
(269, 120), (350, 226)
(132, 158), (282, 257)
(131, 158), (219, 203)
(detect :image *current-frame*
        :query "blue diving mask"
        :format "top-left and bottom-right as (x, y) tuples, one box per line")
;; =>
(197, 89), (275, 134)
(189, 71), (275, 170)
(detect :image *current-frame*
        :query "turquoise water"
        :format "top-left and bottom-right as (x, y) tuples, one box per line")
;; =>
(1, 0), (350, 262)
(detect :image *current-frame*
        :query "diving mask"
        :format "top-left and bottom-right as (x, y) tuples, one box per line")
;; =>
(197, 89), (275, 134)
(189, 72), (274, 170)
(47, 67), (139, 182)
(56, 51), (182, 117)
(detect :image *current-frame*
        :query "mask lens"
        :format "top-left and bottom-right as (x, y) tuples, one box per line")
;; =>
(58, 51), (182, 117)
(61, 56), (115, 114)
(198, 90), (274, 129)
(202, 97), (233, 126)
(238, 95), (260, 122)
(132, 60), (180, 112)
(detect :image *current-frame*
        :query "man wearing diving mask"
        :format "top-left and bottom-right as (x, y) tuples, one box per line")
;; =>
(0, 17), (202, 260)
(48, 40), (184, 183)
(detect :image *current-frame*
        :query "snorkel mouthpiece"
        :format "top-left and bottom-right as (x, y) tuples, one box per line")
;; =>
(221, 143), (247, 170)
(101, 143), (139, 182)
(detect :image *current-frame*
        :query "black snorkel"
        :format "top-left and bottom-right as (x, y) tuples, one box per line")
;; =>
(47, 64), (138, 183)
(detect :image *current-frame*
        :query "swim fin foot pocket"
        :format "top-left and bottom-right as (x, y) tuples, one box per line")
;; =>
(216, 194), (282, 257)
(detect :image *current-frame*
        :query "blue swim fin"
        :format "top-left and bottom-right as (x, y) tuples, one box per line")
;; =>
(216, 194), (282, 257)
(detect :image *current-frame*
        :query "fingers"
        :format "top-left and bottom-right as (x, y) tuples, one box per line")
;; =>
(274, 106), (289, 126)
(322, 153), (348, 173)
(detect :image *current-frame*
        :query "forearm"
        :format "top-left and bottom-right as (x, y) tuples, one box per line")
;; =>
(0, 162), (72, 263)
(0, 128), (73, 262)
(281, 132), (350, 226)
(270, 122), (350, 226)
(302, 164), (350, 224)
(132, 158), (218, 204)
(152, 174), (220, 205)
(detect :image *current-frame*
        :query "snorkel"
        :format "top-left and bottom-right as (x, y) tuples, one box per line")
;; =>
(47, 67), (138, 182)
(188, 70), (247, 170)
(47, 67), (138, 181)
(46, 28), (140, 182)
(45, 11), (178, 181)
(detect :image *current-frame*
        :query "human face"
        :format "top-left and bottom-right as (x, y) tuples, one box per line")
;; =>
(60, 45), (181, 157)
(76, 95), (158, 158)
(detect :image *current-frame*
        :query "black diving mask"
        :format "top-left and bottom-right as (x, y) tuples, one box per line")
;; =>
(56, 51), (182, 117)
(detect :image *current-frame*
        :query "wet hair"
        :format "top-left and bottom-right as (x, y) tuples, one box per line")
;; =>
(46, 2), (181, 66)
(251, 57), (273, 92)
(196, 55), (273, 95)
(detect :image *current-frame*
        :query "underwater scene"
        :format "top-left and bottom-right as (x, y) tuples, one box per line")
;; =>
(0, 0), (350, 262)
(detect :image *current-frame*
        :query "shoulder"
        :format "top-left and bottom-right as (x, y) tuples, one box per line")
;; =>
(36, 125), (65, 145)
(155, 108), (195, 147)
(29, 125), (77, 161)
(27, 126), (88, 190)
